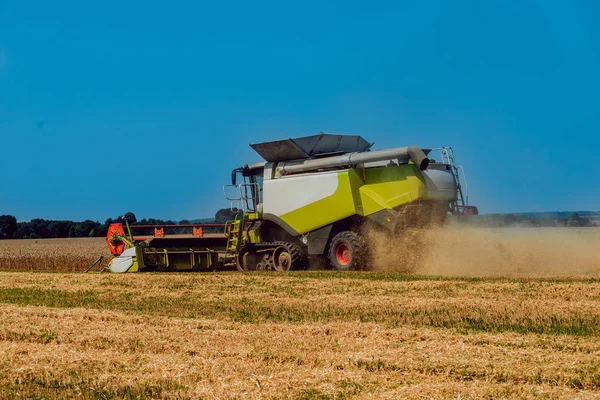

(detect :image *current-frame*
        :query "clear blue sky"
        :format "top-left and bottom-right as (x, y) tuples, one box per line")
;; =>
(1, 1), (598, 222)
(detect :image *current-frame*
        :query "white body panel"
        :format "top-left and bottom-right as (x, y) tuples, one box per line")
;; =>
(263, 172), (339, 216)
(108, 247), (136, 273)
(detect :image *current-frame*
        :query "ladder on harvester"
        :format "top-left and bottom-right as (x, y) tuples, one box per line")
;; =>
(222, 182), (261, 265)
(225, 215), (244, 256)
(433, 147), (478, 216)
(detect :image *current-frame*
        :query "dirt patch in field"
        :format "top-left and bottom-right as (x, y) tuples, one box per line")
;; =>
(368, 227), (600, 277)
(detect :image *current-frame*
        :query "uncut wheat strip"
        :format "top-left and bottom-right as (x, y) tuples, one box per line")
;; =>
(0, 238), (110, 271)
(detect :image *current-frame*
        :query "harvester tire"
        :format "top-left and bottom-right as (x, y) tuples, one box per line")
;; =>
(273, 243), (308, 271)
(236, 248), (251, 272)
(328, 231), (367, 271)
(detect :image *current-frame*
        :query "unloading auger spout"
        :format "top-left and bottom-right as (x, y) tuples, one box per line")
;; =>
(279, 145), (430, 175)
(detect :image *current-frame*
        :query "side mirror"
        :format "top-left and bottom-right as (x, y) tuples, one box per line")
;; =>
(231, 170), (237, 185)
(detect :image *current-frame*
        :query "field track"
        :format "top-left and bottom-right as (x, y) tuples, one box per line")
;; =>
(1, 271), (600, 399)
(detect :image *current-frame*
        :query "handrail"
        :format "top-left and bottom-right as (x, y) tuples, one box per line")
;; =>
(456, 165), (469, 206)
(429, 146), (472, 212)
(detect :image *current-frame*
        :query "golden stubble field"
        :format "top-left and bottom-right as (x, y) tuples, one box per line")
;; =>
(0, 227), (599, 399)
(1, 273), (600, 399)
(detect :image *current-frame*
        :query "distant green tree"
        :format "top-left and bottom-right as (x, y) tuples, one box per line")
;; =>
(215, 208), (237, 224)
(47, 220), (73, 238)
(70, 220), (102, 237)
(121, 212), (137, 224)
(177, 219), (191, 234)
(15, 222), (35, 239)
(0, 215), (17, 239)
(29, 219), (51, 238)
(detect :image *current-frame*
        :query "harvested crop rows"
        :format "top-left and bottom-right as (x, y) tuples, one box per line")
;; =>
(1, 272), (600, 399)
(1, 230), (600, 399)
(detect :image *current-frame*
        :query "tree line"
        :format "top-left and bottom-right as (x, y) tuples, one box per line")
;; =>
(0, 209), (594, 240)
(448, 212), (596, 228)
(0, 209), (238, 240)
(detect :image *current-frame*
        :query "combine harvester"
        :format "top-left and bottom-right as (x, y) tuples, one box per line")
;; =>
(106, 133), (477, 273)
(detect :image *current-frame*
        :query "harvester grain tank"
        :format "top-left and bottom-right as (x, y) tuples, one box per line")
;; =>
(106, 133), (477, 272)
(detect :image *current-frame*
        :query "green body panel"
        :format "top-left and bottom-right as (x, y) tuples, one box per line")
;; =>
(127, 246), (143, 272)
(279, 171), (359, 234)
(359, 164), (427, 215)
(244, 212), (262, 243)
(247, 228), (261, 243)
(278, 164), (428, 235)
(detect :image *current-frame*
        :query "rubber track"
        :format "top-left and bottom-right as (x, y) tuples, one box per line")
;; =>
(280, 242), (308, 271)
(241, 241), (308, 271)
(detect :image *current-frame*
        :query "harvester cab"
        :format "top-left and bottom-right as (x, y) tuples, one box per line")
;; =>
(224, 165), (263, 214)
(106, 132), (478, 273)
(222, 164), (265, 261)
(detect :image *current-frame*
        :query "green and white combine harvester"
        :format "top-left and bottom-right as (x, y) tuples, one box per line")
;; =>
(106, 133), (477, 273)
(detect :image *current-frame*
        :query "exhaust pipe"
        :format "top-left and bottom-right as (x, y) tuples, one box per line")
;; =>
(280, 145), (429, 175)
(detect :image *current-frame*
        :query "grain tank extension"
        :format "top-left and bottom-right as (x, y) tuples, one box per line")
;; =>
(106, 133), (477, 272)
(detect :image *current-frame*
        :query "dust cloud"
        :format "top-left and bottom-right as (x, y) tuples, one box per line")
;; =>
(367, 227), (600, 277)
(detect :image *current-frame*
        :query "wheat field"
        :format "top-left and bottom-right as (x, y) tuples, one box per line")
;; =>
(0, 238), (111, 272)
(0, 272), (599, 399)
(0, 229), (599, 399)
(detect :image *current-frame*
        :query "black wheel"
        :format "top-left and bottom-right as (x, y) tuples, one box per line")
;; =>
(236, 247), (255, 271)
(255, 261), (267, 271)
(328, 231), (367, 271)
(236, 249), (248, 271)
(273, 243), (307, 271)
